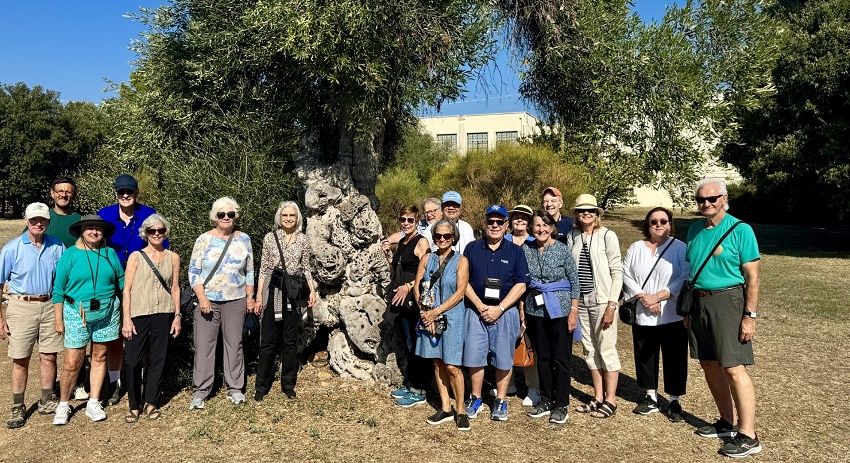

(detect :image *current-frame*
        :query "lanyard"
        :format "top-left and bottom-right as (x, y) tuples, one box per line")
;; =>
(535, 242), (549, 278)
(120, 215), (136, 261)
(83, 246), (102, 296)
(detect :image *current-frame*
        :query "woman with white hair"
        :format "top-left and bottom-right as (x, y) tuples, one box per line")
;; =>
(121, 213), (181, 422)
(188, 197), (255, 409)
(253, 201), (315, 401)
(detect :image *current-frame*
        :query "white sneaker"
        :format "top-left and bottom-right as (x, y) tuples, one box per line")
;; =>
(522, 388), (541, 407)
(73, 385), (89, 401)
(487, 385), (518, 397)
(53, 403), (71, 425)
(229, 392), (246, 405)
(189, 397), (205, 410)
(85, 401), (107, 422)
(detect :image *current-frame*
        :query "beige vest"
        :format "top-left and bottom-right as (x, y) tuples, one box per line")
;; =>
(129, 250), (175, 317)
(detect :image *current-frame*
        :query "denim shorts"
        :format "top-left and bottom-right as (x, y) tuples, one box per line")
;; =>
(63, 299), (121, 348)
(462, 306), (520, 370)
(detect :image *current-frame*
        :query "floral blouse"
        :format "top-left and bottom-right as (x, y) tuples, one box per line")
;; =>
(258, 230), (312, 311)
(188, 232), (254, 301)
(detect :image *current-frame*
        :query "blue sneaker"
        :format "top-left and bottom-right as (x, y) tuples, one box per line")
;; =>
(390, 386), (409, 399)
(464, 395), (483, 418)
(490, 398), (508, 421)
(396, 391), (426, 407)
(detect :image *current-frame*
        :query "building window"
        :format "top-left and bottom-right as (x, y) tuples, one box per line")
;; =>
(496, 131), (519, 144)
(436, 133), (457, 148)
(467, 132), (488, 151)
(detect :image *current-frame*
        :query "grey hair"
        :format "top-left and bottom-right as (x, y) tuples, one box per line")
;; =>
(695, 178), (730, 211)
(138, 213), (172, 240)
(274, 200), (304, 230)
(209, 196), (240, 222)
(422, 197), (441, 210)
(431, 219), (459, 246)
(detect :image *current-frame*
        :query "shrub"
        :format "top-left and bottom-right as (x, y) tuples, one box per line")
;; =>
(375, 166), (429, 236)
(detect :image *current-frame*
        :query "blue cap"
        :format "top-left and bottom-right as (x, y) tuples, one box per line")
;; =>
(441, 191), (462, 204)
(114, 174), (138, 192)
(485, 205), (508, 218)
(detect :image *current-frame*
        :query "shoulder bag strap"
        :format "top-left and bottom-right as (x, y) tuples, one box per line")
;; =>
(273, 231), (287, 273)
(430, 250), (455, 300)
(692, 221), (742, 286)
(638, 238), (675, 290)
(202, 232), (235, 288)
(139, 251), (170, 293)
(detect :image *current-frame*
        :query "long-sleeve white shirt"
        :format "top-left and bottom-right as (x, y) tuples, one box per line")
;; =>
(622, 238), (690, 326)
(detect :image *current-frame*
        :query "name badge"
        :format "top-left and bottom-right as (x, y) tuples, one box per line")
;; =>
(534, 293), (545, 308)
(484, 278), (501, 302)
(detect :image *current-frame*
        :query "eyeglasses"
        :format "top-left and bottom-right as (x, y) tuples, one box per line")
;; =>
(695, 194), (723, 204)
(576, 209), (597, 215)
(146, 227), (167, 235)
(424, 209), (439, 216)
(434, 233), (454, 242)
(216, 211), (236, 219)
(398, 217), (415, 224)
(649, 219), (669, 226)
(486, 218), (506, 226)
(116, 189), (135, 196)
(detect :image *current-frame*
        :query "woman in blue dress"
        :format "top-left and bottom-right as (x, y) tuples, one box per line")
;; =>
(413, 219), (470, 431)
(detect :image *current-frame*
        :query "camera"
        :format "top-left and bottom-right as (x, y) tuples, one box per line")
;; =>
(89, 299), (101, 311)
(434, 314), (447, 334)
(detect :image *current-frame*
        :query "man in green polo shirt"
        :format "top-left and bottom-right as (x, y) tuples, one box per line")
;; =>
(45, 177), (82, 248)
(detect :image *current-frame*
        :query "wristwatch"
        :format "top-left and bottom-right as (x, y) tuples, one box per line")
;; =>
(743, 310), (757, 319)
(174, 312), (182, 319)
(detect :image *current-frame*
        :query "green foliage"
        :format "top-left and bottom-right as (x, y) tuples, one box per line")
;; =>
(386, 125), (454, 183)
(375, 167), (429, 234)
(722, 0), (850, 222)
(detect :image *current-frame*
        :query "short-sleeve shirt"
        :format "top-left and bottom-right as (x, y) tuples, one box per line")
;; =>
(463, 238), (530, 305)
(188, 232), (255, 301)
(98, 203), (166, 268)
(555, 216), (574, 243)
(0, 233), (65, 294)
(52, 246), (125, 304)
(46, 210), (82, 248)
(686, 214), (759, 290)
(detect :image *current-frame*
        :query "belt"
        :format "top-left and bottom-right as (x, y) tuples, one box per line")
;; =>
(8, 293), (52, 302)
(695, 285), (742, 298)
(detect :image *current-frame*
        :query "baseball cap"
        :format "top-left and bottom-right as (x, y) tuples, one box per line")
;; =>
(542, 186), (562, 198)
(441, 191), (462, 205)
(485, 205), (508, 218)
(25, 202), (50, 220)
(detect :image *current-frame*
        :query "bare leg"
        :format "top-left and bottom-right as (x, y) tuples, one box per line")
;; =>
(469, 366), (485, 398)
(446, 364), (465, 413)
(433, 360), (452, 412)
(700, 359), (735, 424)
(494, 368), (513, 400)
(59, 348), (85, 402)
(39, 353), (58, 390)
(589, 368), (604, 402)
(89, 343), (108, 400)
(603, 369), (619, 406)
(10, 357), (31, 395)
(725, 365), (756, 437)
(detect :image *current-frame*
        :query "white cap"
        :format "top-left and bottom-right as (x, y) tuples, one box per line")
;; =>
(25, 202), (50, 220)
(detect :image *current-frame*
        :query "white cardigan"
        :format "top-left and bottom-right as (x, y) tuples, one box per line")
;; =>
(565, 226), (623, 305)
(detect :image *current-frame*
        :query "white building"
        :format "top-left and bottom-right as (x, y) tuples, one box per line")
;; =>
(418, 112), (539, 154)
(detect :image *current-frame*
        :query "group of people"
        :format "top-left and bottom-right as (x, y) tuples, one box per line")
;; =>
(383, 181), (762, 458)
(0, 175), (315, 427)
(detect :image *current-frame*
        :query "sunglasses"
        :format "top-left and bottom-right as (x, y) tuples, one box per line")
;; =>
(649, 219), (669, 226)
(486, 218), (506, 226)
(695, 194), (724, 204)
(116, 189), (135, 196)
(576, 208), (597, 215)
(398, 217), (416, 224)
(216, 211), (237, 219)
(146, 227), (167, 235)
(434, 233), (454, 242)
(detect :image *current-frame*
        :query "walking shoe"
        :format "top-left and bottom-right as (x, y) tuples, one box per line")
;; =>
(696, 419), (737, 438)
(455, 413), (471, 431)
(522, 388), (541, 407)
(527, 401), (553, 418)
(427, 409), (454, 425)
(7, 404), (25, 429)
(283, 389), (297, 400)
(85, 401), (107, 422)
(189, 397), (205, 410)
(53, 403), (71, 425)
(37, 395), (59, 415)
(390, 386), (409, 399)
(104, 381), (121, 406)
(668, 400), (685, 423)
(464, 395), (483, 418)
(229, 392), (246, 405)
(487, 385), (517, 397)
(73, 385), (89, 401)
(490, 398), (508, 421)
(633, 395), (660, 415)
(254, 390), (267, 402)
(396, 390), (426, 408)
(549, 406), (569, 424)
(719, 433), (762, 458)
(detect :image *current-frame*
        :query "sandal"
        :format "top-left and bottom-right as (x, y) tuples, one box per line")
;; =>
(575, 399), (602, 413)
(143, 404), (161, 421)
(590, 401), (617, 419)
(125, 410), (140, 424)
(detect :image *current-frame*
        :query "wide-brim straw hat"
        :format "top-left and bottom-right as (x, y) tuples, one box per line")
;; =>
(573, 194), (604, 216)
(509, 204), (534, 222)
(69, 214), (116, 238)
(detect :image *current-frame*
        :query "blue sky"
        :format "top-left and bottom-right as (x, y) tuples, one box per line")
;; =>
(0, 1), (672, 116)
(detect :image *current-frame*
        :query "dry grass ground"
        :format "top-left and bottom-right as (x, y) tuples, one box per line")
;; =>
(1, 212), (849, 462)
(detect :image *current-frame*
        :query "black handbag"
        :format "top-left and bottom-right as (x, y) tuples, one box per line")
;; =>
(272, 232), (309, 305)
(676, 221), (742, 317)
(620, 238), (675, 325)
(180, 232), (234, 312)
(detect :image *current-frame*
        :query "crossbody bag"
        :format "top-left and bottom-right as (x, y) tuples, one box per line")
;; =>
(619, 238), (675, 325)
(676, 221), (742, 317)
(179, 232), (234, 312)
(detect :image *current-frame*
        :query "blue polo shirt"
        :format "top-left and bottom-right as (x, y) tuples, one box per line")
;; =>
(463, 238), (530, 306)
(97, 203), (167, 268)
(0, 232), (65, 294)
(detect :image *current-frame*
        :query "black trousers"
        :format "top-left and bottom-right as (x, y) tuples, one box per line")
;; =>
(255, 294), (300, 394)
(124, 313), (172, 410)
(527, 314), (572, 408)
(632, 320), (688, 396)
(395, 306), (434, 391)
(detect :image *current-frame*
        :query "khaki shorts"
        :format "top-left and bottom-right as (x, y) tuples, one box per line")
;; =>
(578, 299), (621, 371)
(5, 298), (64, 359)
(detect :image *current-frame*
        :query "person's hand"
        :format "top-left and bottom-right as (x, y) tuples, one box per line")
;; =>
(122, 320), (136, 340)
(682, 315), (690, 329)
(480, 305), (500, 324)
(647, 302), (662, 314)
(246, 298), (256, 313)
(308, 290), (316, 308)
(170, 317), (182, 338)
(198, 296), (212, 314)
(601, 306), (616, 330)
(391, 284), (410, 306)
(568, 310), (578, 332)
(740, 316), (756, 342)
(54, 318), (64, 335)
(0, 318), (9, 341)
(252, 297), (263, 315)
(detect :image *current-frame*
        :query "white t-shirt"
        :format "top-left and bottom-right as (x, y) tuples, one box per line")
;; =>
(423, 219), (475, 254)
(621, 238), (690, 326)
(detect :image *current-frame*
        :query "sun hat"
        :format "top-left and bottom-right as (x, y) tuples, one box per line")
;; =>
(542, 186), (562, 198)
(114, 174), (139, 192)
(24, 202), (50, 220)
(508, 204), (533, 221)
(69, 214), (116, 238)
(441, 191), (462, 205)
(485, 205), (508, 218)
(573, 194), (604, 216)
